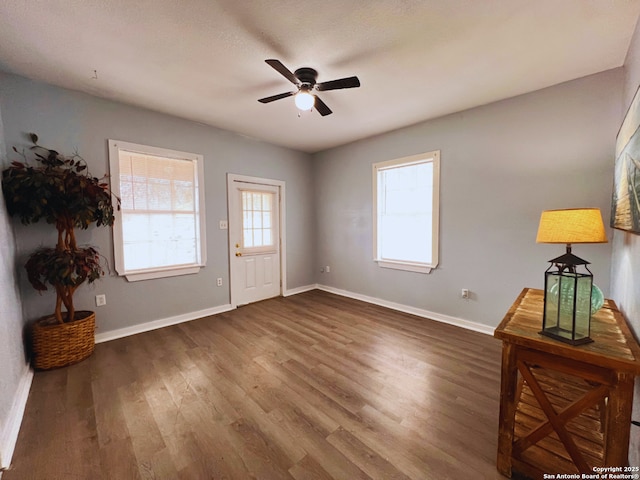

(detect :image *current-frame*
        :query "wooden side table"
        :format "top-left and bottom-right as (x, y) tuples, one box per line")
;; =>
(494, 288), (640, 479)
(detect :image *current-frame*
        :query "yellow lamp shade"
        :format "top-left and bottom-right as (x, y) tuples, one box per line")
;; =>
(536, 208), (608, 244)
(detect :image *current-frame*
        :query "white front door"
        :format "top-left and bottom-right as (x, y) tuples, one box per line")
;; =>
(228, 174), (283, 307)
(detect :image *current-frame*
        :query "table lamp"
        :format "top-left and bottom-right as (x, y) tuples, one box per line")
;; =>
(535, 208), (608, 345)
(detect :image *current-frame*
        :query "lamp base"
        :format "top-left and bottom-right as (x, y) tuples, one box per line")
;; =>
(539, 328), (594, 346)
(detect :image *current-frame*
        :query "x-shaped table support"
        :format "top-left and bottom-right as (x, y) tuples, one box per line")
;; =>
(512, 359), (609, 472)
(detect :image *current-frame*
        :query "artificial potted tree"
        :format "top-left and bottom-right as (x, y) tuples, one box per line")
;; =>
(2, 133), (117, 369)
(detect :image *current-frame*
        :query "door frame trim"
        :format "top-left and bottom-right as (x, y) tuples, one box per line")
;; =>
(227, 173), (286, 308)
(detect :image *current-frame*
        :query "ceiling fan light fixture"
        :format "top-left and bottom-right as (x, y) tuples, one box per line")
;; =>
(294, 91), (315, 111)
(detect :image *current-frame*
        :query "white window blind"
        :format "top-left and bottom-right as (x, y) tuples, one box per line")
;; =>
(109, 140), (206, 281)
(373, 151), (440, 273)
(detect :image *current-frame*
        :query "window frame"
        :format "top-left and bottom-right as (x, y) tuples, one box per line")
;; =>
(372, 150), (440, 274)
(108, 139), (207, 282)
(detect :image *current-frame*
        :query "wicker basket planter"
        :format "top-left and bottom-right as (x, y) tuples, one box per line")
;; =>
(31, 310), (96, 370)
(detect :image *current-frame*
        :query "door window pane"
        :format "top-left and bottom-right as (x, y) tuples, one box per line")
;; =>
(242, 190), (275, 250)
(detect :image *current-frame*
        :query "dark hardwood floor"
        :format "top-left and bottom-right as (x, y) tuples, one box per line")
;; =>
(4, 290), (507, 479)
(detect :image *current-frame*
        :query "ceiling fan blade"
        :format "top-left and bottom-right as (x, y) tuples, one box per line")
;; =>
(314, 96), (332, 116)
(316, 76), (360, 91)
(265, 59), (298, 85)
(258, 91), (295, 103)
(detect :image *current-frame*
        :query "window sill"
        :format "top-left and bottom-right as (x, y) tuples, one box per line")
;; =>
(375, 260), (435, 274)
(123, 265), (203, 282)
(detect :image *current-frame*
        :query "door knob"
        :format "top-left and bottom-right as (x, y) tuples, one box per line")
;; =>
(236, 252), (242, 257)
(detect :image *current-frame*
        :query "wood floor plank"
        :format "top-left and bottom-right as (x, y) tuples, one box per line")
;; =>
(288, 454), (337, 480)
(326, 426), (412, 480)
(177, 398), (252, 479)
(270, 406), (372, 480)
(118, 381), (178, 479)
(4, 290), (507, 479)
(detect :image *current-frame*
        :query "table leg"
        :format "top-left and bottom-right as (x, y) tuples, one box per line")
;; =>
(497, 343), (518, 477)
(604, 372), (635, 467)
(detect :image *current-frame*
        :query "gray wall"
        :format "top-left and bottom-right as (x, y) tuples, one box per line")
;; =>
(1, 54), (635, 464)
(0, 72), (316, 335)
(611, 16), (640, 467)
(0, 92), (27, 467)
(313, 69), (621, 329)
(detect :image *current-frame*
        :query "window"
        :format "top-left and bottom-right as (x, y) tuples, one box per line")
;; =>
(373, 151), (440, 273)
(108, 140), (206, 281)
(241, 190), (276, 253)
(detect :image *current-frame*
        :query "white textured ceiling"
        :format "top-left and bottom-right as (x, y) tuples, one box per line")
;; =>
(0, 1), (639, 153)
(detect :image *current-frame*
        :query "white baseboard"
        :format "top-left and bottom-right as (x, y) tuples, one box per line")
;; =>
(95, 303), (235, 343)
(95, 282), (494, 344)
(283, 284), (318, 297)
(94, 283), (317, 344)
(316, 284), (495, 336)
(0, 365), (33, 472)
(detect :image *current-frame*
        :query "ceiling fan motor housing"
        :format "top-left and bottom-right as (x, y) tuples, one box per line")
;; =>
(294, 67), (318, 87)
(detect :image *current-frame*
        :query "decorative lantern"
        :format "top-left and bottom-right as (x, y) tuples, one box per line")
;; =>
(536, 208), (608, 345)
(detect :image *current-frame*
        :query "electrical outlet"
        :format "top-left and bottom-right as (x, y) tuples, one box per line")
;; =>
(95, 294), (106, 306)
(217, 277), (223, 287)
(461, 289), (469, 299)
(219, 220), (228, 230)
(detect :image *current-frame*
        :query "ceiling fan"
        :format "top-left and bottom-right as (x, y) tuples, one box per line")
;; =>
(258, 59), (360, 116)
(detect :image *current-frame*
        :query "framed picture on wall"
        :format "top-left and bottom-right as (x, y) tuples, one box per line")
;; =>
(611, 83), (640, 233)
